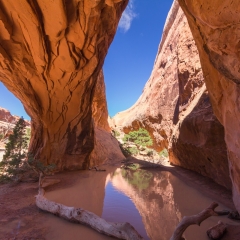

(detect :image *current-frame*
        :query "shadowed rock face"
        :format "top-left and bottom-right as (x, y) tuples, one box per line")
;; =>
(178, 0), (240, 212)
(0, 0), (127, 169)
(111, 1), (231, 189)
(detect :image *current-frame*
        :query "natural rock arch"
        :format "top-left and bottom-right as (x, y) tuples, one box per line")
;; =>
(0, 0), (128, 170)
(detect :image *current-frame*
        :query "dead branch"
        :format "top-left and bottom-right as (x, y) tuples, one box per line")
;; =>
(35, 175), (143, 240)
(228, 211), (240, 220)
(207, 221), (227, 239)
(170, 202), (227, 240)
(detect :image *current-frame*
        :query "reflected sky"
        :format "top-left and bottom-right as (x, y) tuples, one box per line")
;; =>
(102, 181), (150, 240)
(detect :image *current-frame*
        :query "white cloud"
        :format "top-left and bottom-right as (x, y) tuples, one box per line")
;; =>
(118, 0), (137, 32)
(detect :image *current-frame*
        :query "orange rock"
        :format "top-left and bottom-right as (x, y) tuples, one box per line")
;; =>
(112, 1), (231, 189)
(178, 0), (240, 212)
(0, 0), (127, 169)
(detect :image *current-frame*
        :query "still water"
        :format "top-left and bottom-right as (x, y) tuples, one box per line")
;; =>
(45, 167), (238, 240)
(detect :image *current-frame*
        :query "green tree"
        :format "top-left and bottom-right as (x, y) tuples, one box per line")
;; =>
(0, 117), (28, 180)
(25, 127), (31, 146)
(123, 128), (153, 147)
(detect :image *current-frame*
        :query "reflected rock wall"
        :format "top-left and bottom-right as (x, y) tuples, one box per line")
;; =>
(110, 169), (181, 240)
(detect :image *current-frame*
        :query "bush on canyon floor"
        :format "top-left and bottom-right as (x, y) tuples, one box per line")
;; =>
(27, 153), (56, 175)
(147, 149), (154, 157)
(159, 148), (169, 158)
(0, 117), (55, 182)
(112, 129), (120, 138)
(123, 128), (153, 147)
(128, 147), (139, 156)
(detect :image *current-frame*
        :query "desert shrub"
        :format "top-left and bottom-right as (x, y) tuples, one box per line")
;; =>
(27, 153), (56, 175)
(0, 133), (3, 141)
(112, 130), (120, 138)
(123, 128), (153, 147)
(147, 149), (154, 157)
(128, 147), (139, 156)
(119, 143), (130, 157)
(119, 144), (139, 157)
(159, 148), (169, 158)
(0, 117), (56, 183)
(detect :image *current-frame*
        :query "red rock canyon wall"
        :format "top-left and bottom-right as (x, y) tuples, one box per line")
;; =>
(178, 0), (240, 212)
(112, 1), (231, 189)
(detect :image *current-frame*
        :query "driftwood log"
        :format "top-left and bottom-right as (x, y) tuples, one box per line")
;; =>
(35, 174), (143, 240)
(170, 202), (229, 240)
(207, 221), (227, 239)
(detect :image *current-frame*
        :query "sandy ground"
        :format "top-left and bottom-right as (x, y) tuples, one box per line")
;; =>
(0, 160), (240, 240)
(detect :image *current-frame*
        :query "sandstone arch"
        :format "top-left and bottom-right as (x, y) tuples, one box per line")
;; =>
(0, 0), (128, 169)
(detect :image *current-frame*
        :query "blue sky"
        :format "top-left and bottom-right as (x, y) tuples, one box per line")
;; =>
(105, 0), (173, 117)
(0, 0), (173, 120)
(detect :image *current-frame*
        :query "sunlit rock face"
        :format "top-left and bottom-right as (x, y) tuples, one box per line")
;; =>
(178, 0), (240, 212)
(0, 107), (30, 126)
(111, 1), (231, 189)
(0, 0), (127, 169)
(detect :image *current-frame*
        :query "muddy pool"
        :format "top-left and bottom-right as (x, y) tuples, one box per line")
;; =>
(43, 166), (239, 240)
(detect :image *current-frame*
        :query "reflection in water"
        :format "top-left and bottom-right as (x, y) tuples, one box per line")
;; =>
(102, 182), (150, 240)
(43, 168), (237, 240)
(103, 169), (180, 240)
(103, 168), (236, 240)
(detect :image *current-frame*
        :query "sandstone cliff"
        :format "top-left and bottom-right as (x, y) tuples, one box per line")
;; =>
(0, 0), (127, 169)
(0, 107), (30, 126)
(178, 0), (240, 213)
(111, 1), (231, 189)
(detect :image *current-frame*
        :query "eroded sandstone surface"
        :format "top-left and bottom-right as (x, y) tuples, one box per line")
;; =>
(178, 0), (240, 212)
(111, 1), (231, 189)
(0, 0), (127, 169)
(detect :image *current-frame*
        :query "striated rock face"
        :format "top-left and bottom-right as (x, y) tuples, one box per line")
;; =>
(89, 70), (124, 167)
(178, 0), (240, 212)
(0, 0), (127, 169)
(112, 1), (231, 189)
